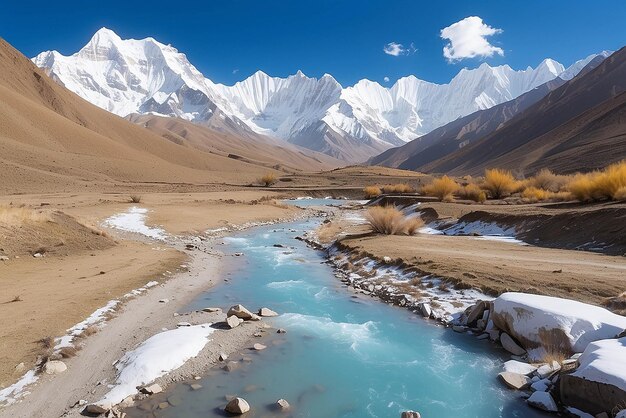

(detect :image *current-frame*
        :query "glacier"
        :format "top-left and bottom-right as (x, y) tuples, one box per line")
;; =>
(32, 27), (611, 162)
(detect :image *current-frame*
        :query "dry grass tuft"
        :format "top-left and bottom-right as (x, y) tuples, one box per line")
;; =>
(258, 172), (278, 187)
(129, 195), (142, 203)
(363, 185), (382, 199)
(0, 206), (50, 226)
(567, 161), (626, 202)
(38, 336), (54, 349)
(521, 186), (552, 203)
(615, 186), (626, 201)
(458, 183), (487, 203)
(381, 183), (414, 194)
(365, 206), (424, 236)
(526, 169), (569, 192)
(482, 169), (517, 199)
(9, 295), (22, 303)
(421, 176), (459, 201)
(59, 346), (80, 358)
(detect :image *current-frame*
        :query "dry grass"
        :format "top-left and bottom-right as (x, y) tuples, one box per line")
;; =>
(0, 206), (50, 226)
(421, 176), (459, 201)
(363, 185), (382, 199)
(38, 336), (54, 349)
(365, 206), (424, 236)
(8, 295), (22, 303)
(381, 183), (414, 194)
(522, 186), (552, 203)
(59, 346), (80, 358)
(129, 195), (142, 203)
(258, 172), (278, 187)
(526, 169), (569, 192)
(567, 161), (626, 202)
(458, 183), (486, 203)
(482, 169), (517, 199)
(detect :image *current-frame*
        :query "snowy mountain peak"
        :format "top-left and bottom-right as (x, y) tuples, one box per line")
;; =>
(32, 28), (611, 162)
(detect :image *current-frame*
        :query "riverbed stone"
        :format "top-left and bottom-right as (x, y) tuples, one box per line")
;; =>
(419, 303), (432, 318)
(536, 361), (561, 378)
(226, 315), (243, 329)
(228, 304), (254, 320)
(43, 360), (67, 375)
(401, 411), (421, 418)
(498, 372), (531, 390)
(85, 403), (110, 414)
(500, 332), (526, 356)
(259, 307), (278, 317)
(452, 325), (466, 333)
(276, 398), (290, 410)
(253, 343), (267, 351)
(225, 397), (250, 414)
(141, 383), (163, 395)
(527, 391), (558, 412)
(488, 329), (500, 341)
(202, 307), (221, 313)
(219, 353), (229, 361)
(503, 360), (537, 375)
(467, 301), (488, 326)
(277, 328), (287, 334)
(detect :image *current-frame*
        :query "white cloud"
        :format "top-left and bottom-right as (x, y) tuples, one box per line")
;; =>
(383, 76), (390, 82)
(440, 16), (504, 62)
(383, 42), (416, 57)
(232, 68), (239, 74)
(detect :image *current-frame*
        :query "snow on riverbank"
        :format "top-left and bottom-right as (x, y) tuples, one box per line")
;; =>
(493, 293), (626, 359)
(97, 324), (214, 408)
(0, 371), (38, 406)
(441, 221), (526, 245)
(103, 207), (167, 240)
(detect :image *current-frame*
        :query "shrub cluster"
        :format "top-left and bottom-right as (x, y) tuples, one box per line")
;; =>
(421, 176), (459, 201)
(365, 206), (424, 235)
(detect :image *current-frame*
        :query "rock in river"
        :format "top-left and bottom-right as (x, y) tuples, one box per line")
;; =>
(225, 397), (250, 415)
(498, 372), (531, 390)
(228, 304), (254, 320)
(259, 307), (278, 317)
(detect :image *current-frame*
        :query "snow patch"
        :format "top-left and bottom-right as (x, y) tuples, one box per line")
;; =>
(103, 207), (167, 240)
(97, 324), (214, 407)
(0, 370), (39, 406)
(572, 337), (626, 392)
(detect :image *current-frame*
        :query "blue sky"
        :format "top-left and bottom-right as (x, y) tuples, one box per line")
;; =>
(2, 0), (625, 86)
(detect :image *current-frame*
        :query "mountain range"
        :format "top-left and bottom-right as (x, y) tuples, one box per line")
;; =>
(372, 48), (625, 175)
(33, 28), (606, 162)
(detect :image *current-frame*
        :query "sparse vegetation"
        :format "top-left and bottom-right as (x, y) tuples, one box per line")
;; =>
(363, 185), (382, 199)
(9, 295), (22, 303)
(482, 168), (517, 199)
(567, 161), (626, 202)
(365, 206), (424, 236)
(258, 172), (278, 187)
(59, 346), (80, 358)
(38, 336), (54, 349)
(381, 183), (414, 194)
(458, 183), (487, 203)
(129, 195), (142, 203)
(526, 169), (569, 192)
(421, 176), (459, 201)
(0, 206), (50, 225)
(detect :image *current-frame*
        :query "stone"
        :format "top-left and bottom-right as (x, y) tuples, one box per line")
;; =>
(276, 398), (290, 410)
(158, 402), (169, 409)
(503, 360), (537, 375)
(500, 332), (526, 356)
(383, 256), (392, 263)
(476, 319), (486, 329)
(401, 412), (421, 418)
(476, 333), (489, 340)
(488, 329), (501, 342)
(498, 372), (532, 390)
(0, 256), (9, 261)
(159, 299), (169, 303)
(452, 325), (466, 333)
(561, 358), (578, 372)
(203, 307), (221, 313)
(419, 303), (432, 318)
(120, 396), (134, 408)
(226, 315), (243, 329)
(85, 403), (110, 414)
(277, 328), (287, 334)
(227, 304), (254, 320)
(14, 362), (25, 373)
(527, 391), (558, 412)
(219, 353), (229, 361)
(467, 301), (488, 326)
(253, 343), (267, 351)
(249, 313), (261, 321)
(224, 397), (250, 415)
(223, 361), (239, 372)
(33, 253), (43, 258)
(177, 322), (192, 327)
(43, 360), (67, 375)
(536, 361), (561, 378)
(190, 383), (202, 390)
(530, 378), (550, 392)
(560, 373), (626, 416)
(140, 383), (163, 395)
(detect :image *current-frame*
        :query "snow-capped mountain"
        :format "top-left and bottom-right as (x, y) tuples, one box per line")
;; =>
(33, 28), (611, 162)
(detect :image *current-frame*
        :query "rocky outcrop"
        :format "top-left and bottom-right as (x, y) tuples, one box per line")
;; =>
(225, 397), (250, 415)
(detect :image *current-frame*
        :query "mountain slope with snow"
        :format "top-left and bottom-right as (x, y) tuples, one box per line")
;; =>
(33, 28), (609, 162)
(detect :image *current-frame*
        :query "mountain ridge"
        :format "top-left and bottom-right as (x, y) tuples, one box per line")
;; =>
(33, 28), (608, 162)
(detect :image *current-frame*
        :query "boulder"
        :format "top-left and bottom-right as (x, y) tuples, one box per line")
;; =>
(492, 293), (626, 360)
(498, 372), (531, 390)
(228, 304), (254, 320)
(488, 329), (501, 342)
(503, 360), (537, 375)
(253, 343), (267, 351)
(616, 411), (626, 418)
(419, 303), (432, 318)
(500, 332), (526, 356)
(190, 383), (202, 390)
(530, 378), (550, 392)
(467, 301), (488, 326)
(259, 307), (278, 317)
(140, 383), (163, 395)
(536, 361), (561, 378)
(43, 360), (67, 375)
(224, 397), (250, 415)
(527, 391), (558, 412)
(85, 403), (110, 414)
(226, 315), (243, 329)
(400, 412), (421, 418)
(560, 337), (626, 415)
(277, 328), (287, 334)
(275, 398), (290, 410)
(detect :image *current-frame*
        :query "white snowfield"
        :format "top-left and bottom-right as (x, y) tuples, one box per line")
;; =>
(103, 207), (167, 240)
(493, 293), (626, 359)
(97, 324), (214, 408)
(32, 27), (612, 156)
(572, 337), (626, 392)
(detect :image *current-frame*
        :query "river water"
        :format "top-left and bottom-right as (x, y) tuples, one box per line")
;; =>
(127, 206), (547, 418)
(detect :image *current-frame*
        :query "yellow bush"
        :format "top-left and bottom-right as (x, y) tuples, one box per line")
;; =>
(527, 169), (570, 192)
(421, 176), (459, 201)
(363, 186), (382, 199)
(521, 187), (551, 203)
(365, 206), (424, 235)
(567, 161), (626, 202)
(258, 172), (278, 187)
(482, 169), (517, 199)
(615, 186), (626, 201)
(381, 183), (414, 194)
(458, 183), (486, 203)
(0, 206), (50, 226)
